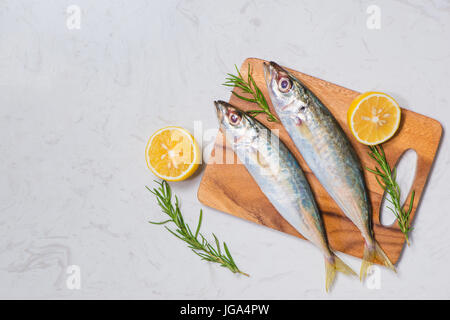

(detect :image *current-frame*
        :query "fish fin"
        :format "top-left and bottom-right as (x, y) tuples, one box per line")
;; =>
(325, 254), (357, 292)
(360, 240), (396, 281)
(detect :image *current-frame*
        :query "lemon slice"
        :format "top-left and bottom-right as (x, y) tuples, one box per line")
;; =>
(145, 126), (200, 181)
(347, 92), (401, 145)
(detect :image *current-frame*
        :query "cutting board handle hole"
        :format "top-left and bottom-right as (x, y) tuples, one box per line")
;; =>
(379, 148), (418, 227)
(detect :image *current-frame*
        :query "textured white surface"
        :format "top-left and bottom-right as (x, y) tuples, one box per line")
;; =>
(0, 0), (449, 299)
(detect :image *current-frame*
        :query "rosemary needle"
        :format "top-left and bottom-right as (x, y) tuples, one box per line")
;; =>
(223, 64), (278, 122)
(147, 180), (249, 276)
(366, 145), (415, 245)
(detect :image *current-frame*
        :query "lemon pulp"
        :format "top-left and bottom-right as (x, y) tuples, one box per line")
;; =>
(347, 92), (401, 145)
(145, 127), (200, 181)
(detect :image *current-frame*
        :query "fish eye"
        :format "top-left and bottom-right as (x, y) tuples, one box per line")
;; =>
(278, 77), (292, 93)
(228, 111), (242, 125)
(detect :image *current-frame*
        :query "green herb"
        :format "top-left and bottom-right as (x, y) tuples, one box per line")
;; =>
(366, 145), (415, 245)
(147, 180), (249, 276)
(223, 64), (278, 122)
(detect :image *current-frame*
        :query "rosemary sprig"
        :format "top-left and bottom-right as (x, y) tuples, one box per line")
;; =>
(366, 145), (415, 245)
(147, 180), (249, 276)
(223, 64), (278, 122)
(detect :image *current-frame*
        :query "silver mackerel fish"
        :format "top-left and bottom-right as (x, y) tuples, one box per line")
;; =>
(263, 61), (395, 279)
(214, 100), (355, 291)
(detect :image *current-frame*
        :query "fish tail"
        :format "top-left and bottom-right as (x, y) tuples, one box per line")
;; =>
(325, 254), (357, 292)
(360, 240), (396, 280)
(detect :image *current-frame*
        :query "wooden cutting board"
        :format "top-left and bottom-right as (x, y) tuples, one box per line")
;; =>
(197, 58), (442, 264)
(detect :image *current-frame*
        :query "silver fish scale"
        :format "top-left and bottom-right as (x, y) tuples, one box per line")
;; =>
(230, 118), (330, 253)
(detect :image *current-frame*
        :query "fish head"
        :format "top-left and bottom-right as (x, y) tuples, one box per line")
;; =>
(263, 61), (309, 121)
(214, 100), (258, 143)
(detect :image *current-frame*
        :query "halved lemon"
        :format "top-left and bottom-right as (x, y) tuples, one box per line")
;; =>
(347, 92), (401, 145)
(145, 126), (200, 181)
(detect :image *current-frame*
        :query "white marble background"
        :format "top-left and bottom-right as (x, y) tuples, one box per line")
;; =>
(0, 0), (449, 299)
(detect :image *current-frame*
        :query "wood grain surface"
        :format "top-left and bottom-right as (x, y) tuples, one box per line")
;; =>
(197, 58), (442, 264)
